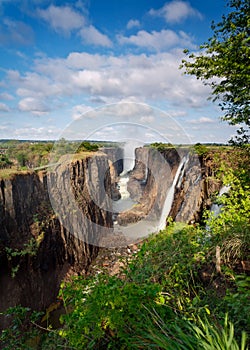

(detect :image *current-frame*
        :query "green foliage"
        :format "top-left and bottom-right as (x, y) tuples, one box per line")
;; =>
(141, 312), (248, 350)
(192, 143), (209, 156)
(0, 306), (42, 350)
(59, 274), (169, 349)
(149, 142), (174, 151)
(78, 141), (99, 152)
(222, 275), (250, 337)
(181, 0), (250, 136)
(0, 153), (12, 169)
(2, 140), (54, 169)
(205, 167), (250, 264)
(191, 314), (248, 350)
(5, 238), (40, 277)
(125, 224), (208, 318)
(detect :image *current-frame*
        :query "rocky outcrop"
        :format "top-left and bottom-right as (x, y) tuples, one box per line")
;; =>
(169, 153), (221, 224)
(117, 147), (181, 225)
(117, 147), (221, 227)
(0, 152), (113, 328)
(101, 147), (123, 201)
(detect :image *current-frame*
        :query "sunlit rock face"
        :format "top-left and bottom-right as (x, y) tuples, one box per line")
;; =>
(0, 153), (113, 329)
(117, 147), (221, 227)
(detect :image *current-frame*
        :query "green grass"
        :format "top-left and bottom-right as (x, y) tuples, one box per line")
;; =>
(0, 167), (31, 179)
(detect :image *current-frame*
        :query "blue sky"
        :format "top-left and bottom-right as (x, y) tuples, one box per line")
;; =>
(0, 0), (237, 143)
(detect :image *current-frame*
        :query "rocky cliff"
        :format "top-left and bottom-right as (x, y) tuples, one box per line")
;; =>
(0, 152), (113, 328)
(101, 147), (123, 201)
(117, 147), (181, 225)
(117, 147), (221, 226)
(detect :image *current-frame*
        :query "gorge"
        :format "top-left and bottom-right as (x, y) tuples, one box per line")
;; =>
(0, 145), (222, 329)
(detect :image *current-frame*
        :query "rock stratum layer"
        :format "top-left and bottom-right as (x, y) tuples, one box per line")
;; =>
(0, 152), (113, 328)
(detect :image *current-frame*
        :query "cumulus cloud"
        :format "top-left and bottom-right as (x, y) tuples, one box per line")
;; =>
(189, 117), (215, 124)
(117, 29), (195, 51)
(37, 4), (85, 34)
(13, 126), (60, 139)
(0, 103), (10, 112)
(0, 19), (34, 45)
(6, 50), (210, 122)
(79, 25), (112, 47)
(126, 19), (140, 29)
(149, 0), (203, 24)
(18, 97), (50, 115)
(0, 92), (14, 100)
(72, 104), (94, 120)
(140, 115), (155, 123)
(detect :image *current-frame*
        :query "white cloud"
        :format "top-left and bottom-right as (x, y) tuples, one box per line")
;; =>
(66, 52), (105, 69)
(189, 117), (215, 124)
(37, 5), (85, 34)
(149, 0), (202, 24)
(79, 25), (112, 47)
(0, 19), (34, 45)
(18, 97), (49, 115)
(0, 102), (10, 112)
(118, 29), (195, 51)
(126, 19), (140, 29)
(13, 126), (60, 139)
(167, 110), (187, 118)
(0, 92), (14, 100)
(6, 50), (211, 120)
(72, 104), (94, 120)
(140, 115), (155, 123)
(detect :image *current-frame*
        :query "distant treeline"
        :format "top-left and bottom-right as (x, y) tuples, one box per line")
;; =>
(0, 139), (113, 169)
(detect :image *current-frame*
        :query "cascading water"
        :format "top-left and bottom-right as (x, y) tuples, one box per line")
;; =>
(113, 155), (190, 241)
(210, 185), (230, 217)
(113, 175), (135, 212)
(113, 141), (140, 213)
(158, 156), (189, 230)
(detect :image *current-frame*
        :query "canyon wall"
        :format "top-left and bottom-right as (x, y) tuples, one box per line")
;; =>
(0, 152), (113, 328)
(168, 152), (221, 223)
(117, 147), (181, 225)
(117, 147), (221, 226)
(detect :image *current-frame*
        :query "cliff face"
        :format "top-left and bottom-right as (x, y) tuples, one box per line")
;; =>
(117, 147), (221, 226)
(169, 153), (221, 223)
(117, 147), (181, 225)
(0, 153), (113, 328)
(102, 147), (123, 201)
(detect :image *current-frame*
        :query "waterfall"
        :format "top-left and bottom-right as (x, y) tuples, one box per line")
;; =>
(210, 185), (230, 217)
(118, 176), (130, 199)
(113, 141), (139, 212)
(158, 156), (188, 230)
(121, 141), (139, 174)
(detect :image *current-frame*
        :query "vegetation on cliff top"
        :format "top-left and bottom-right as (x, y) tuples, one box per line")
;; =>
(0, 139), (102, 179)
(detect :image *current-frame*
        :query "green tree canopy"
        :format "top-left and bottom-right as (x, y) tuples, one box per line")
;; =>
(181, 0), (250, 132)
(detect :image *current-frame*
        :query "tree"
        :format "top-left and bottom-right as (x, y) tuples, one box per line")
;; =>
(181, 0), (250, 135)
(0, 154), (12, 169)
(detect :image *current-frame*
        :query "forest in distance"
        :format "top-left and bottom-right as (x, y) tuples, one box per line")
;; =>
(0, 138), (229, 171)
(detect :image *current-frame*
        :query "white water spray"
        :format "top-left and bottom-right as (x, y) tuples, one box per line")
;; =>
(113, 141), (142, 212)
(210, 185), (230, 217)
(158, 156), (189, 230)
